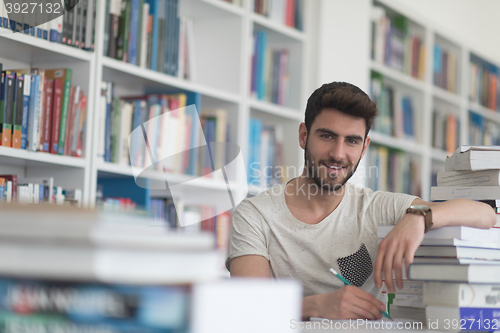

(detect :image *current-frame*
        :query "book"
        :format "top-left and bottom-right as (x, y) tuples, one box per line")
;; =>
(11, 73), (24, 149)
(437, 169), (500, 187)
(40, 78), (54, 153)
(50, 78), (63, 154)
(426, 306), (500, 332)
(0, 175), (17, 201)
(414, 246), (500, 260)
(0, 278), (189, 330)
(20, 74), (31, 150)
(26, 75), (40, 152)
(431, 185), (500, 201)
(412, 257), (500, 265)
(445, 148), (500, 171)
(423, 282), (500, 308)
(378, 225), (499, 243)
(409, 264), (500, 283)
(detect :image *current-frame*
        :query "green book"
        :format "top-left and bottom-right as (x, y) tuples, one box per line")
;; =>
(57, 69), (73, 155)
(111, 97), (121, 163)
(117, 1), (131, 61)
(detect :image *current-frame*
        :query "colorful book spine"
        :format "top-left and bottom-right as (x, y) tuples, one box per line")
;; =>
(50, 78), (63, 154)
(57, 69), (73, 155)
(20, 74), (31, 150)
(12, 73), (24, 149)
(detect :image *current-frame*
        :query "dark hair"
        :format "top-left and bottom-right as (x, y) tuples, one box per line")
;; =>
(304, 82), (378, 138)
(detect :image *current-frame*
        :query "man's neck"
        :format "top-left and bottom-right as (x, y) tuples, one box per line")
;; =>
(284, 175), (346, 225)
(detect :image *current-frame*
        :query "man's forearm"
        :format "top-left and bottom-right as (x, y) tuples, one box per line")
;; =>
(429, 199), (496, 230)
(302, 294), (322, 320)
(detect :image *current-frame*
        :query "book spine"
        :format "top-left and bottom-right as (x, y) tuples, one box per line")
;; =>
(0, 71), (6, 145)
(50, 78), (62, 154)
(12, 74), (24, 149)
(116, 0), (129, 60)
(27, 75), (40, 152)
(75, 94), (87, 157)
(20, 74), (31, 150)
(57, 69), (72, 155)
(41, 78), (53, 153)
(63, 85), (76, 156)
(129, 0), (140, 65)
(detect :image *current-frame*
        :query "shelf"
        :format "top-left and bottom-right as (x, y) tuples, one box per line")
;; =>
(101, 57), (240, 104)
(0, 28), (93, 63)
(97, 162), (236, 191)
(430, 148), (449, 162)
(0, 147), (86, 168)
(196, 0), (245, 17)
(370, 60), (426, 92)
(368, 132), (424, 155)
(469, 102), (500, 123)
(432, 86), (463, 107)
(249, 99), (303, 121)
(251, 13), (305, 41)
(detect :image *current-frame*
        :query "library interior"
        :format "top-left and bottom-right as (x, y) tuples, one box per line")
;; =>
(0, 0), (500, 332)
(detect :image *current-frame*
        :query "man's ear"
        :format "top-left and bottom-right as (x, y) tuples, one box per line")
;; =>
(299, 123), (307, 149)
(361, 136), (371, 159)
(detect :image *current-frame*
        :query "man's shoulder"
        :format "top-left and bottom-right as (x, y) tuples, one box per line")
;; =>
(236, 183), (285, 211)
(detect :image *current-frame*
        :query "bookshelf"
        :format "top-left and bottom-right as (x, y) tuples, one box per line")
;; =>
(318, 0), (500, 201)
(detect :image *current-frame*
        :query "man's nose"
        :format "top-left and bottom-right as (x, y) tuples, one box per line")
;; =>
(329, 140), (345, 162)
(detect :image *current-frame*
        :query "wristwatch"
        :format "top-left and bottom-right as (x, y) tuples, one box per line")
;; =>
(406, 205), (433, 233)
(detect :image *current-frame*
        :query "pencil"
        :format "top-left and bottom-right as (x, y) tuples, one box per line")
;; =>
(329, 268), (393, 321)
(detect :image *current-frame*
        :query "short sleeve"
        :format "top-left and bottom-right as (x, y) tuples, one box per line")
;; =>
(367, 191), (419, 227)
(225, 199), (270, 271)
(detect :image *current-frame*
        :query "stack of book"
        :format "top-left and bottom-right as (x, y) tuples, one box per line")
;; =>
(0, 174), (82, 206)
(253, 0), (304, 31)
(469, 54), (500, 112)
(0, 0), (97, 51)
(1, 66), (88, 157)
(432, 109), (460, 155)
(433, 44), (458, 93)
(250, 30), (291, 106)
(431, 145), (500, 225)
(382, 280), (425, 322)
(371, 6), (425, 79)
(0, 204), (220, 331)
(370, 72), (419, 141)
(368, 145), (421, 197)
(469, 113), (500, 146)
(379, 224), (500, 328)
(247, 118), (285, 187)
(105, 0), (195, 79)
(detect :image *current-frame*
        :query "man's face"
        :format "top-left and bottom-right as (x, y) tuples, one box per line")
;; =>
(300, 108), (370, 192)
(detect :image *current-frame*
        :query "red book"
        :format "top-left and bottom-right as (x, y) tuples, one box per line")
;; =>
(0, 174), (17, 201)
(40, 79), (54, 152)
(74, 94), (87, 158)
(50, 78), (63, 154)
(63, 85), (77, 156)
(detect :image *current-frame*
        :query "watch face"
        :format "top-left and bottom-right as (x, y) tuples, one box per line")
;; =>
(410, 205), (430, 211)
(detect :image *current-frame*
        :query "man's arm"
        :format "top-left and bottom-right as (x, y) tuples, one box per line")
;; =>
(229, 255), (271, 277)
(230, 255), (385, 321)
(374, 198), (496, 292)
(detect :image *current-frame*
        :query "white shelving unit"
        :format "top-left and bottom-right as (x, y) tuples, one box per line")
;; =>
(315, 0), (500, 200)
(0, 27), (96, 206)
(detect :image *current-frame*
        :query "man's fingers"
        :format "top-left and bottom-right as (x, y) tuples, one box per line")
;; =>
(374, 242), (386, 288)
(382, 240), (398, 293)
(404, 244), (416, 279)
(393, 249), (405, 289)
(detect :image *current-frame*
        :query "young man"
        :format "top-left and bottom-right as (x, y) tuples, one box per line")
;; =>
(226, 82), (496, 320)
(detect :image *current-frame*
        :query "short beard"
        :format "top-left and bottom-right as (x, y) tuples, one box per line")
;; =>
(303, 140), (361, 193)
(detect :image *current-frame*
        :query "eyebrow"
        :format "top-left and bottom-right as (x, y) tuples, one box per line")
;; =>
(314, 128), (364, 142)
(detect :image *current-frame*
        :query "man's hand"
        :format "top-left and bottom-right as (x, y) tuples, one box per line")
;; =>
(305, 285), (386, 320)
(374, 213), (425, 292)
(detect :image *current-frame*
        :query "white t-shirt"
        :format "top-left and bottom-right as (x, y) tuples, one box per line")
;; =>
(226, 181), (418, 297)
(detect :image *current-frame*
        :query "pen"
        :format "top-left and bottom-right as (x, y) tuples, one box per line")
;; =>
(329, 268), (393, 321)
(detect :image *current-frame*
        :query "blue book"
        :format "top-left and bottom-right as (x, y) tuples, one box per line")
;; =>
(27, 75), (40, 152)
(434, 44), (442, 85)
(185, 91), (201, 175)
(172, 11), (180, 76)
(427, 306), (500, 332)
(257, 31), (267, 100)
(0, 277), (189, 331)
(163, 0), (172, 75)
(20, 75), (31, 150)
(145, 0), (160, 71)
(129, 0), (140, 65)
(251, 32), (259, 96)
(0, 181), (4, 202)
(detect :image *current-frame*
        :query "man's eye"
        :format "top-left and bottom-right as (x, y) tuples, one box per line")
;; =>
(348, 139), (358, 144)
(321, 134), (332, 139)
